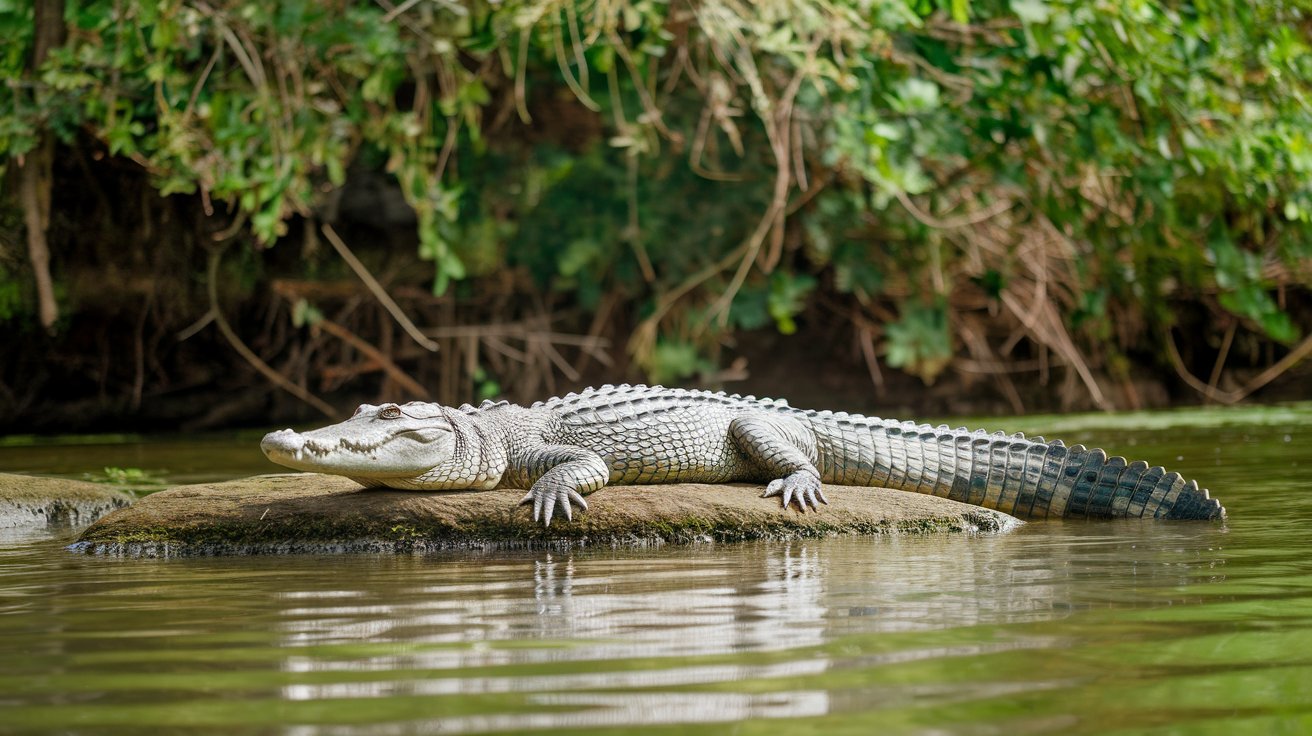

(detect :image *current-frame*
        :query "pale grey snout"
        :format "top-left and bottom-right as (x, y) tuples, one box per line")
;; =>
(260, 428), (303, 459)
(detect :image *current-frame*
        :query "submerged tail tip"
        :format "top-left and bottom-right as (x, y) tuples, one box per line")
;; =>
(1165, 486), (1227, 521)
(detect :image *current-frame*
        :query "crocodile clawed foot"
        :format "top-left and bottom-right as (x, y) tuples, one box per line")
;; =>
(519, 483), (589, 527)
(762, 470), (827, 513)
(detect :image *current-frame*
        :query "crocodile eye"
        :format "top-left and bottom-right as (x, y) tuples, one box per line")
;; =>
(352, 405), (367, 417)
(379, 404), (402, 420)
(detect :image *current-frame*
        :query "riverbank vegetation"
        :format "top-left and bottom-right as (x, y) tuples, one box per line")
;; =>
(2, 0), (1311, 431)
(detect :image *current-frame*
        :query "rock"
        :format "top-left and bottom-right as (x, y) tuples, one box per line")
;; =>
(71, 473), (1021, 556)
(0, 473), (134, 529)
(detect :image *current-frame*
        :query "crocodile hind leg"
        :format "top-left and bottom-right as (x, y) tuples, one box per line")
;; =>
(729, 416), (828, 512)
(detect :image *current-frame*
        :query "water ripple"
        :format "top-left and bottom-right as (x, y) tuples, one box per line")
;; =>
(1, 410), (1310, 733)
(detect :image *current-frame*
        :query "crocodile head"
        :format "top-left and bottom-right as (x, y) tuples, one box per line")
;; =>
(260, 402), (460, 482)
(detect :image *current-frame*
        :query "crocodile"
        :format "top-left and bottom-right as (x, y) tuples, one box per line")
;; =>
(260, 384), (1225, 526)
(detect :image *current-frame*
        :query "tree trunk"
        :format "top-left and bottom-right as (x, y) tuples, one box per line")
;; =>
(21, 0), (67, 332)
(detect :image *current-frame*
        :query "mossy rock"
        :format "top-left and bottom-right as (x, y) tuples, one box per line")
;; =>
(0, 473), (134, 529)
(71, 473), (1021, 556)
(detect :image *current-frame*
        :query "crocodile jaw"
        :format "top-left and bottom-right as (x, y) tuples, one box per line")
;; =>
(260, 423), (453, 479)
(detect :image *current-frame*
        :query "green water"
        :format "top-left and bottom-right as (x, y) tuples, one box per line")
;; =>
(1, 406), (1310, 734)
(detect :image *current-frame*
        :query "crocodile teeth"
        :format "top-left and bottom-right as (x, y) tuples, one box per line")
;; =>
(299, 441), (333, 457)
(339, 438), (383, 453)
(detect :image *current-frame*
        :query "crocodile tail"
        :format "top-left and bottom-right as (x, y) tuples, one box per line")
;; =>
(860, 422), (1225, 520)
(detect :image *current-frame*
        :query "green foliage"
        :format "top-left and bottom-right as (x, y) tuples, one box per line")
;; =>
(290, 299), (322, 328)
(766, 272), (818, 336)
(472, 367), (501, 402)
(884, 300), (953, 384)
(1209, 235), (1299, 344)
(84, 466), (167, 489)
(3, 0), (1311, 392)
(646, 340), (714, 385)
(0, 263), (25, 321)
(732, 272), (818, 335)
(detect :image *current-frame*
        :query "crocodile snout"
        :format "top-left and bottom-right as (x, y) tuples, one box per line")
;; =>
(260, 429), (304, 460)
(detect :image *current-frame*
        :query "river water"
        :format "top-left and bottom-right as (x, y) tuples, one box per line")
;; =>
(1, 406), (1309, 734)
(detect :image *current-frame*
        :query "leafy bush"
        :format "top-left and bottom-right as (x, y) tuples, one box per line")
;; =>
(3, 0), (1311, 409)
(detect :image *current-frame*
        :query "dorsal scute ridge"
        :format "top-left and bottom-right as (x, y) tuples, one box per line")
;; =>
(527, 385), (1222, 519)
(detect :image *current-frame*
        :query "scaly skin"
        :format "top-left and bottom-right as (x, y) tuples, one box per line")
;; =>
(261, 384), (1226, 526)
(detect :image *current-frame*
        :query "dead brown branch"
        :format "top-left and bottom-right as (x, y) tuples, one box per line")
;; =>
(895, 191), (1016, 231)
(313, 318), (429, 399)
(1206, 319), (1238, 400)
(19, 0), (63, 331)
(321, 224), (440, 353)
(957, 316), (1024, 414)
(999, 290), (1110, 410)
(207, 249), (335, 417)
(706, 42), (820, 327)
(1166, 326), (1312, 404)
(856, 324), (885, 397)
(19, 141), (58, 332)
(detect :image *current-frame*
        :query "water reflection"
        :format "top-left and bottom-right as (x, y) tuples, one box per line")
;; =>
(261, 518), (1242, 733)
(276, 545), (833, 651)
(271, 544), (838, 728)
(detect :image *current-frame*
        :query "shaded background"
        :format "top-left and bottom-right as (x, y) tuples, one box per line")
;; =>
(2, 0), (1311, 433)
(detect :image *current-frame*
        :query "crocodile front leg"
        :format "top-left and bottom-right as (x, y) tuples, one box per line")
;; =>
(510, 445), (610, 527)
(729, 416), (828, 512)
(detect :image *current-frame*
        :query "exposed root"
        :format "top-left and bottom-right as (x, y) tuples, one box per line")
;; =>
(313, 318), (429, 399)
(1167, 326), (1312, 404)
(321, 224), (439, 353)
(206, 249), (336, 417)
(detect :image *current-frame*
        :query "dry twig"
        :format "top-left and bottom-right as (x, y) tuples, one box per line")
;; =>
(321, 224), (440, 353)
(206, 249), (335, 417)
